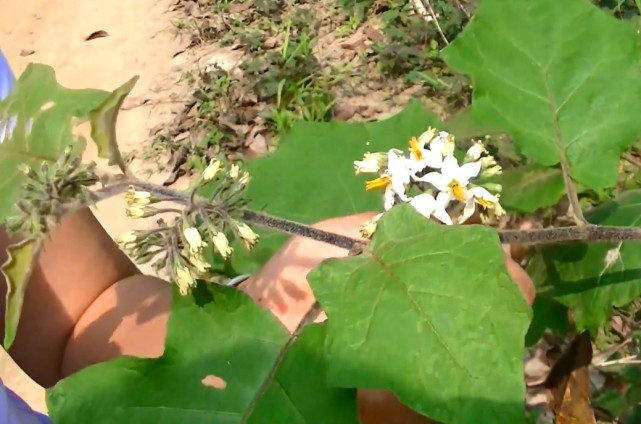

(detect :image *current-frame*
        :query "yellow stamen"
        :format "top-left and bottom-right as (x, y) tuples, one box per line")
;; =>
(365, 176), (391, 191)
(449, 181), (465, 201)
(408, 137), (423, 161)
(476, 198), (493, 211)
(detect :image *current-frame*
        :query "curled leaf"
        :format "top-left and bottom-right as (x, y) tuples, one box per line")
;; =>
(2, 239), (39, 349)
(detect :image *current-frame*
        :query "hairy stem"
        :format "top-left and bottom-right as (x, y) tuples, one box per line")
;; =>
(91, 179), (641, 251)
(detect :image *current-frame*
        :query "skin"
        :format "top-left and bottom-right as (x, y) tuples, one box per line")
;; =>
(0, 209), (535, 423)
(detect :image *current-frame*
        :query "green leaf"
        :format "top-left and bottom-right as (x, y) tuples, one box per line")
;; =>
(0, 64), (109, 223)
(1, 240), (39, 349)
(524, 297), (567, 347)
(527, 189), (641, 331)
(225, 101), (440, 274)
(308, 205), (532, 424)
(489, 165), (565, 213)
(442, 0), (641, 190)
(47, 284), (358, 424)
(89, 76), (139, 169)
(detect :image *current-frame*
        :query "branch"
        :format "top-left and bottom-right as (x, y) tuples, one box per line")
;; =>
(121, 180), (641, 251)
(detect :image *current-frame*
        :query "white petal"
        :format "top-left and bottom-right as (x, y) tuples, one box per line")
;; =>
(429, 136), (445, 156)
(410, 193), (437, 219)
(465, 142), (487, 161)
(436, 191), (452, 208)
(468, 186), (496, 202)
(420, 150), (443, 169)
(459, 198), (477, 224)
(418, 171), (449, 191)
(456, 161), (482, 185)
(440, 155), (459, 179)
(383, 185), (396, 210)
(433, 192), (453, 225)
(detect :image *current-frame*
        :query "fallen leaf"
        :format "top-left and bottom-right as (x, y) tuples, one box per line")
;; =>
(85, 30), (109, 41)
(263, 36), (278, 49)
(340, 32), (367, 51)
(543, 331), (597, 424)
(19, 49), (35, 57)
(363, 26), (384, 42)
(334, 104), (356, 121)
(228, 1), (251, 14)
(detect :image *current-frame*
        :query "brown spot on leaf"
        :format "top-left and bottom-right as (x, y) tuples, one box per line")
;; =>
(201, 374), (227, 389)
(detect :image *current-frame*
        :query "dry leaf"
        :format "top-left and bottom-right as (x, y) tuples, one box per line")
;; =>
(363, 26), (384, 42)
(85, 30), (109, 41)
(543, 331), (596, 424)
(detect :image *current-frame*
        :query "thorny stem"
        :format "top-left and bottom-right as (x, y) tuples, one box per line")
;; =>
(92, 179), (641, 251)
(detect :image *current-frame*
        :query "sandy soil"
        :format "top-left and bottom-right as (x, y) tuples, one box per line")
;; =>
(0, 0), (193, 413)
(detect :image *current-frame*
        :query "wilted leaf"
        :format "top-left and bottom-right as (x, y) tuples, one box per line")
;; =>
(308, 205), (532, 424)
(489, 165), (565, 213)
(218, 101), (441, 274)
(1, 239), (39, 349)
(442, 0), (641, 190)
(528, 189), (641, 331)
(0, 64), (109, 222)
(543, 331), (596, 424)
(89, 75), (139, 170)
(47, 284), (358, 424)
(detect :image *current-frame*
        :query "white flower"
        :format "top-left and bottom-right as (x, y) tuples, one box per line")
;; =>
(235, 220), (259, 249)
(465, 141), (487, 162)
(409, 193), (453, 225)
(459, 186), (504, 224)
(229, 164), (240, 180)
(183, 227), (206, 253)
(176, 265), (196, 296)
(365, 149), (410, 202)
(437, 132), (456, 156)
(189, 253), (211, 274)
(479, 156), (502, 177)
(360, 212), (384, 238)
(203, 158), (222, 181)
(408, 135), (444, 171)
(126, 205), (146, 219)
(418, 155), (481, 204)
(238, 171), (251, 186)
(212, 231), (233, 259)
(417, 127), (437, 145)
(125, 187), (152, 207)
(354, 152), (387, 174)
(117, 230), (137, 249)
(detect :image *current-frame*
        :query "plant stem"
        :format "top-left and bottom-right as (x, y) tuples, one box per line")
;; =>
(113, 180), (641, 250)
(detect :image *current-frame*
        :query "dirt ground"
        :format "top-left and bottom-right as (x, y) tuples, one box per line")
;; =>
(0, 0), (193, 413)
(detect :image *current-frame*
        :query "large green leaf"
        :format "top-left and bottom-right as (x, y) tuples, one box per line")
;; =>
(46, 284), (358, 424)
(308, 205), (532, 424)
(225, 101), (440, 274)
(489, 164), (565, 213)
(528, 190), (641, 331)
(442, 0), (641, 190)
(0, 64), (108, 223)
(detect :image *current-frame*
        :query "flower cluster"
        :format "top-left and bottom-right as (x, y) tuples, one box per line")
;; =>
(354, 127), (505, 237)
(119, 158), (258, 295)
